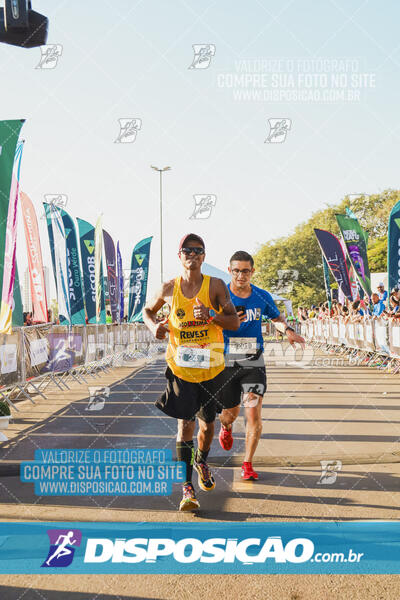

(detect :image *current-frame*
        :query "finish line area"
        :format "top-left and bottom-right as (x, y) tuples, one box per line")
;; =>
(0, 342), (400, 523)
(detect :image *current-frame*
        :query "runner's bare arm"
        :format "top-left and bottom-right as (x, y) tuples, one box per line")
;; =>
(143, 280), (174, 339)
(272, 313), (305, 348)
(210, 278), (240, 330)
(272, 313), (289, 333)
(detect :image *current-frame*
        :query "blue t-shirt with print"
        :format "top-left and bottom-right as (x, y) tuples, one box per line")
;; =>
(223, 283), (280, 354)
(379, 290), (388, 302)
(373, 300), (385, 316)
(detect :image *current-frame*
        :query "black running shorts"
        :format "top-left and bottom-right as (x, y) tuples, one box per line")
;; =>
(155, 367), (226, 423)
(216, 354), (267, 411)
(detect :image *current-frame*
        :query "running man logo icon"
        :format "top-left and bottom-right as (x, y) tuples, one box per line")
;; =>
(264, 118), (292, 143)
(44, 194), (68, 210)
(36, 44), (63, 69)
(45, 338), (73, 372)
(189, 44), (216, 69)
(276, 269), (299, 294)
(86, 386), (110, 411)
(41, 194), (68, 220)
(242, 383), (265, 396)
(115, 118), (142, 143)
(41, 529), (82, 568)
(189, 195), (217, 219)
(347, 194), (370, 205)
(317, 460), (342, 485)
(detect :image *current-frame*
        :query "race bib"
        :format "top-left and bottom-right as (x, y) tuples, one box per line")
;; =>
(228, 337), (258, 355)
(175, 346), (210, 368)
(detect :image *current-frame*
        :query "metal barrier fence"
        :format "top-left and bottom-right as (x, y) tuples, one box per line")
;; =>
(300, 317), (400, 371)
(0, 323), (160, 410)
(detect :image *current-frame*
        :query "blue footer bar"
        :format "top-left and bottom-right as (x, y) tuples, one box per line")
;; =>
(0, 521), (399, 574)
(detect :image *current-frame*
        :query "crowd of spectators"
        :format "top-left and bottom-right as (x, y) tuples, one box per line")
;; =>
(297, 283), (400, 323)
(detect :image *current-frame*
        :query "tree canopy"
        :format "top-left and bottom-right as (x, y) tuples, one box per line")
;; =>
(253, 189), (399, 308)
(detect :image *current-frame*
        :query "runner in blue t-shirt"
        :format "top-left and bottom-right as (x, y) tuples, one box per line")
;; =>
(216, 250), (305, 481)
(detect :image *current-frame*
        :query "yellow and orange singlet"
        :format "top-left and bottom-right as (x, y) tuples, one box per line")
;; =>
(166, 275), (224, 382)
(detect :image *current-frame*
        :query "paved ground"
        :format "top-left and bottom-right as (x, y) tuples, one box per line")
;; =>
(1, 343), (400, 598)
(0, 573), (398, 600)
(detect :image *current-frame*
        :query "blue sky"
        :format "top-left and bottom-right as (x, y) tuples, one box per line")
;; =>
(1, 0), (399, 298)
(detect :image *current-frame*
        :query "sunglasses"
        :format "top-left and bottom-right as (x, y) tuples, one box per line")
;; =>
(180, 247), (205, 255)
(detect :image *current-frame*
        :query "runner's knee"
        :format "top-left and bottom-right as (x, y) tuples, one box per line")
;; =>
(244, 401), (262, 430)
(198, 418), (214, 434)
(177, 419), (196, 440)
(220, 406), (239, 425)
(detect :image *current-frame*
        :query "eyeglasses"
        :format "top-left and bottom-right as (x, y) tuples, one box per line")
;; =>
(231, 268), (252, 275)
(180, 247), (205, 255)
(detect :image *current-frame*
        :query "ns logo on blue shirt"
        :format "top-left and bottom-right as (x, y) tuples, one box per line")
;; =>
(243, 307), (261, 321)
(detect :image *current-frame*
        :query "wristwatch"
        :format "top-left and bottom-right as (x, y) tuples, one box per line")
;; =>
(285, 325), (295, 333)
(207, 308), (216, 324)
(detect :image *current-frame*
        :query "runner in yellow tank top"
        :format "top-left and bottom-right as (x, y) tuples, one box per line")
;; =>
(166, 274), (225, 382)
(143, 234), (240, 511)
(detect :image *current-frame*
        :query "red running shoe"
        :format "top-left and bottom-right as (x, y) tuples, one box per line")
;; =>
(219, 425), (233, 451)
(241, 462), (258, 481)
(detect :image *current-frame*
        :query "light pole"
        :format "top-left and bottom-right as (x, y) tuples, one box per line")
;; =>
(151, 165), (171, 283)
